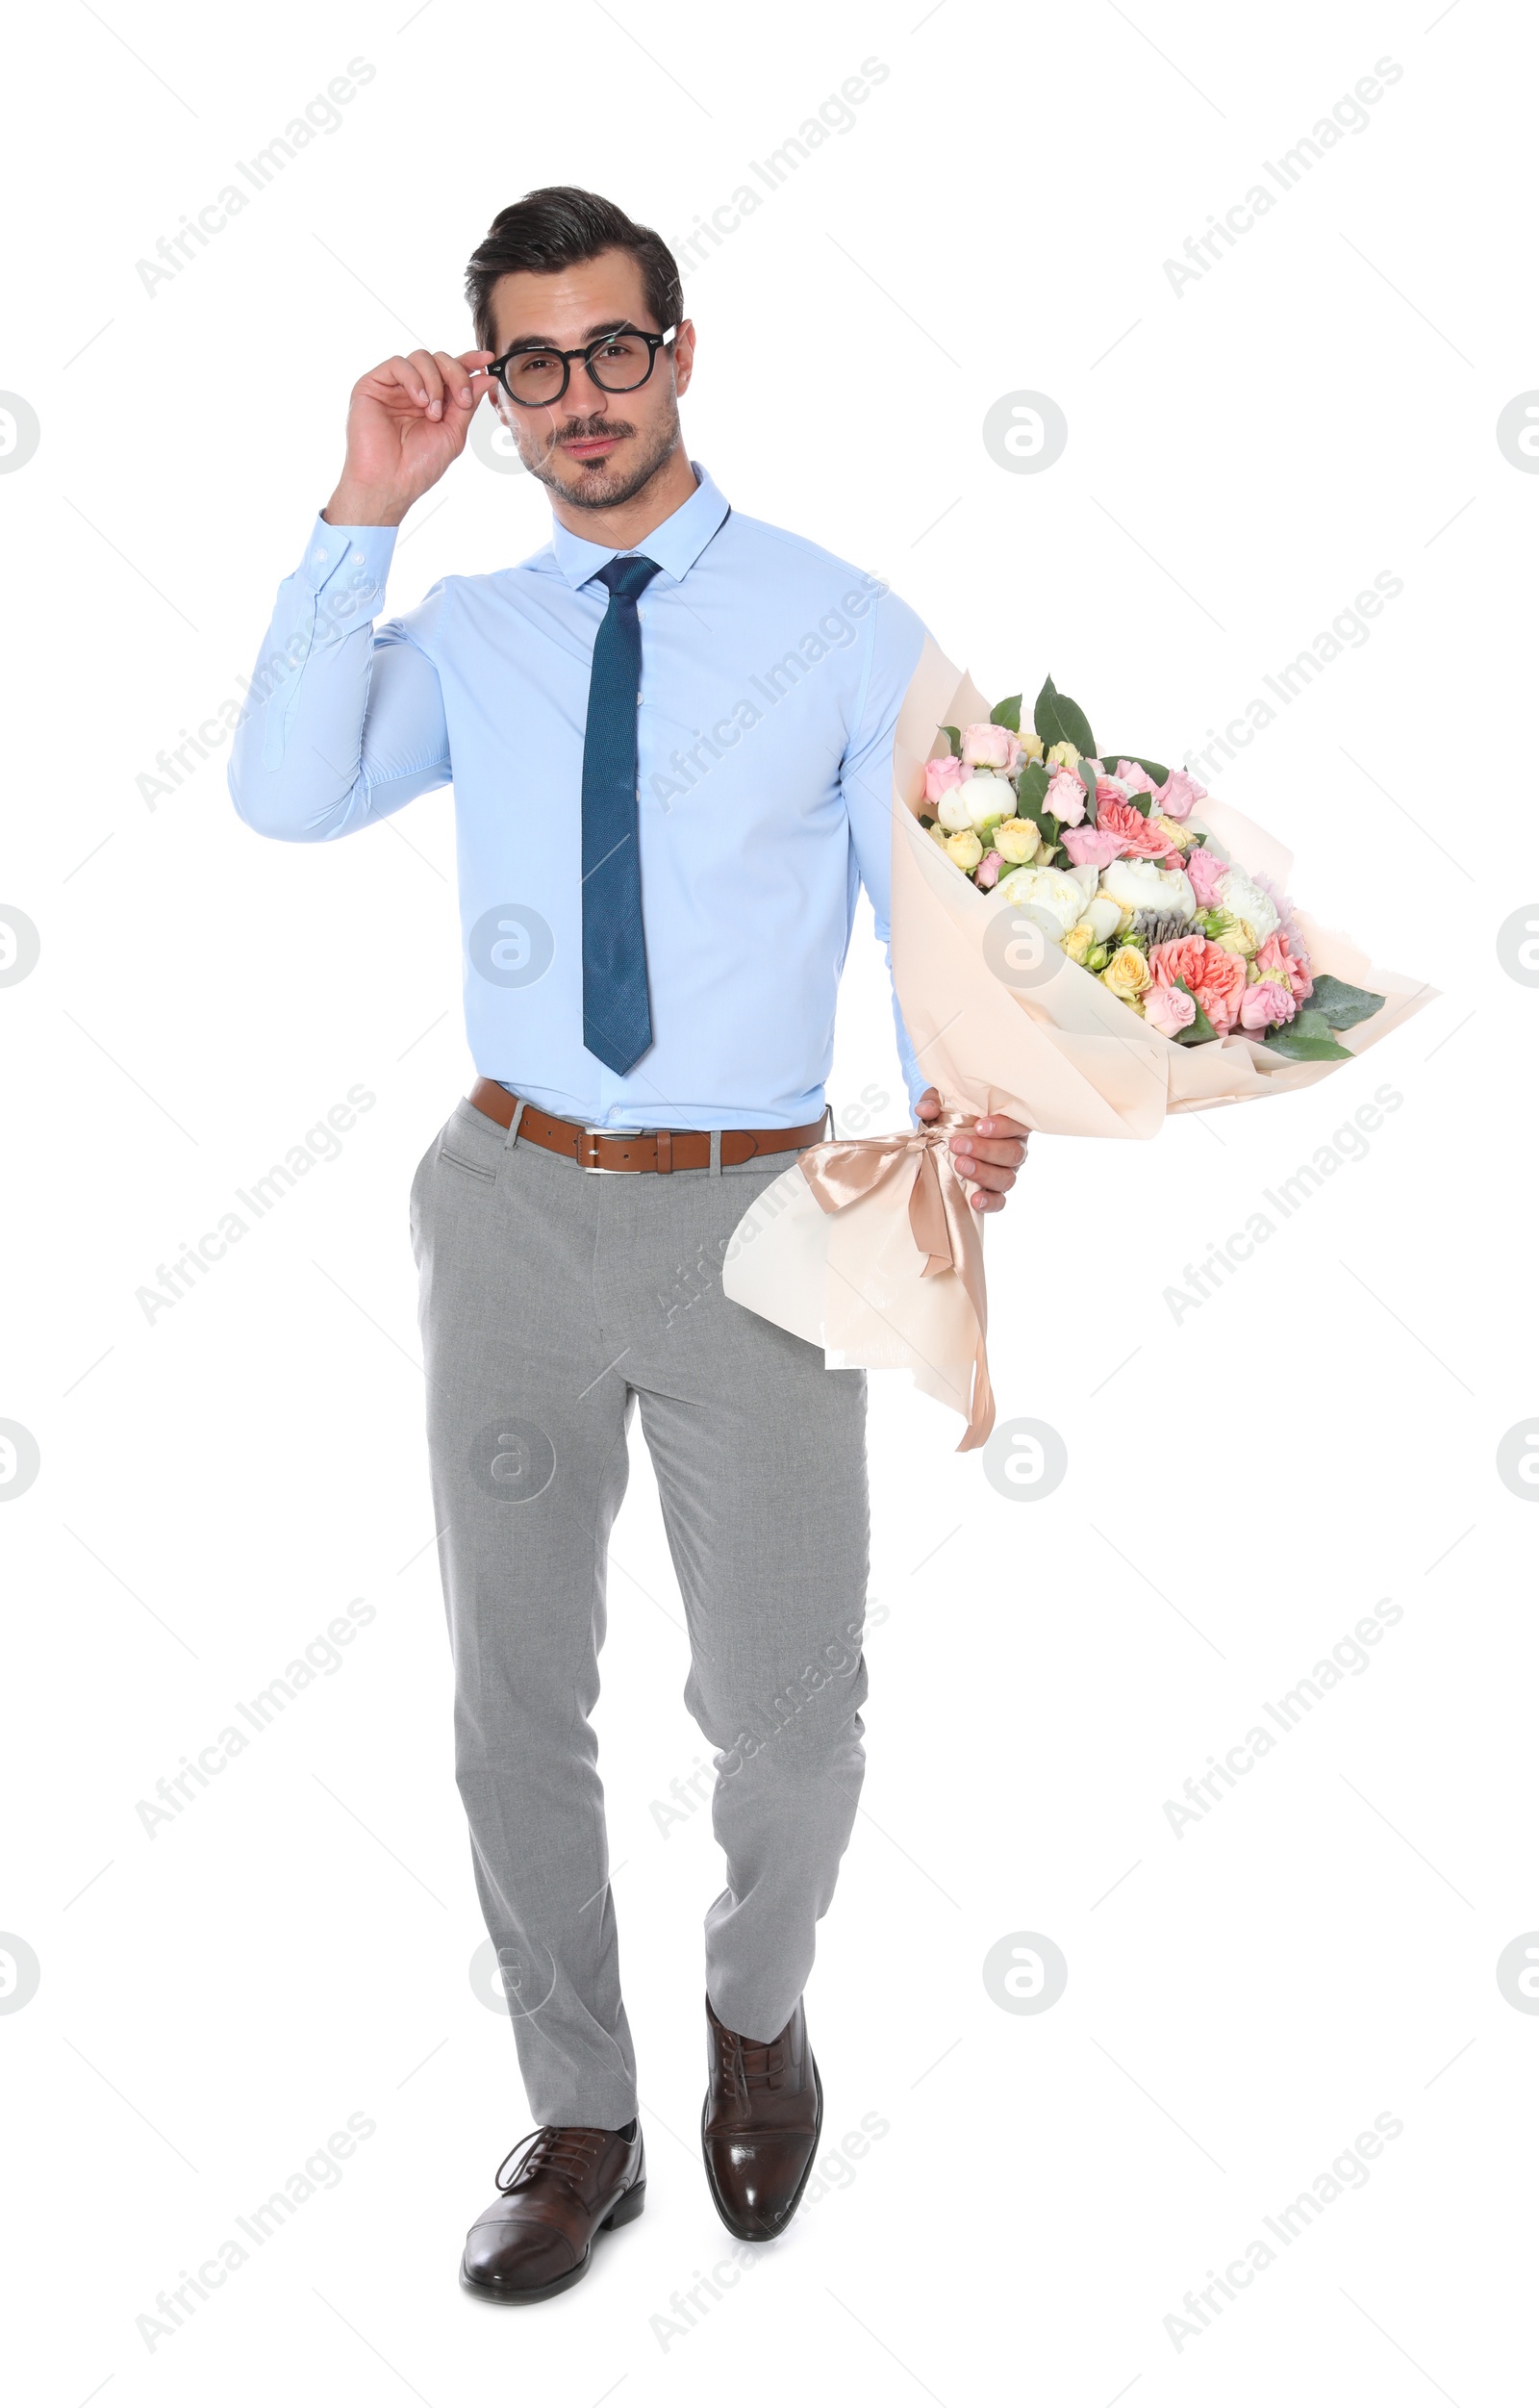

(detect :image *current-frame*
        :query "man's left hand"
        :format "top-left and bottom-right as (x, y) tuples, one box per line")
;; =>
(915, 1088), (1029, 1214)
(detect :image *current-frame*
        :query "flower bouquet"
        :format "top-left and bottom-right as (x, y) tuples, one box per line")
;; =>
(723, 640), (1431, 1449)
(917, 676), (1386, 1060)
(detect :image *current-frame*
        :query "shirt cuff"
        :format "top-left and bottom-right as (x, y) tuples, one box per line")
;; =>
(299, 513), (397, 609)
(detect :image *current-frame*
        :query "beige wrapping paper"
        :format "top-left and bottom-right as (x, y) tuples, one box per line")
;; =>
(722, 638), (1434, 1448)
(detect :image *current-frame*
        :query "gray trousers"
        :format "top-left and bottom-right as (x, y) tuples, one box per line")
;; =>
(409, 1096), (870, 2130)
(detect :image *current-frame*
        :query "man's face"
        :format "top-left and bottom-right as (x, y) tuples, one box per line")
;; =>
(487, 249), (694, 511)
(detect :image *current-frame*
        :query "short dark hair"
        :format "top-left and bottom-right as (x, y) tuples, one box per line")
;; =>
(465, 187), (683, 352)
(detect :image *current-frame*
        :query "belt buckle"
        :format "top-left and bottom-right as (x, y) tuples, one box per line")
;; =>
(574, 1126), (620, 1173)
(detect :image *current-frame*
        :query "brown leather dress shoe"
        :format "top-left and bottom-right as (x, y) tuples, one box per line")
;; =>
(701, 1993), (823, 2241)
(461, 2119), (645, 2302)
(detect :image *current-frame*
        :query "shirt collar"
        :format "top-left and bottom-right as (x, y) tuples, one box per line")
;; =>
(548, 460), (729, 591)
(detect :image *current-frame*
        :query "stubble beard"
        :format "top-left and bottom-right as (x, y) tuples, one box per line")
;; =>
(517, 394), (682, 512)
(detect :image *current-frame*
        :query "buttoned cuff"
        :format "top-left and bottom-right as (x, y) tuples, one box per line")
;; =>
(300, 513), (396, 614)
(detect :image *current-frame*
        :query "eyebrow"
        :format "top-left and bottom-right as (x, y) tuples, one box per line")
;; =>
(501, 319), (644, 352)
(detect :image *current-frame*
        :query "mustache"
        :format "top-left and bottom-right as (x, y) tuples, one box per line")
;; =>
(547, 413), (635, 444)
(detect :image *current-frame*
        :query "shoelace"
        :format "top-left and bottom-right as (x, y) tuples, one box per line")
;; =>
(719, 2031), (787, 2106)
(495, 2125), (608, 2195)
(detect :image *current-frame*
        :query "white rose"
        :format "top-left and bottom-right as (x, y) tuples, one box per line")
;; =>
(996, 864), (1089, 935)
(1098, 856), (1197, 926)
(1214, 866), (1280, 943)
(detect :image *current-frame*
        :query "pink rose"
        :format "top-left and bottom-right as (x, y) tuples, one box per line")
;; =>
(1149, 935), (1246, 1034)
(1114, 759), (1159, 798)
(1152, 767), (1206, 822)
(1148, 935), (1209, 993)
(1143, 982), (1197, 1039)
(1184, 845), (1227, 909)
(1046, 766), (1087, 827)
(961, 722), (1011, 769)
(1097, 795), (1175, 861)
(923, 753), (965, 804)
(1239, 978), (1297, 1031)
(1061, 823), (1122, 869)
(1254, 925), (1312, 1002)
(1194, 946), (1247, 1034)
(974, 849), (1003, 891)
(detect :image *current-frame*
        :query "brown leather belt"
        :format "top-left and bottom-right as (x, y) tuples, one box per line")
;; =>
(468, 1078), (827, 1173)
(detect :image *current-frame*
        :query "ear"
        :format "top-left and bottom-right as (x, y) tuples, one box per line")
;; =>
(671, 317), (696, 397)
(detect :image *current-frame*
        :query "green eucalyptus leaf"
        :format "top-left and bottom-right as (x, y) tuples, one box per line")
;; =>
(938, 725), (960, 756)
(1033, 675), (1097, 762)
(1299, 972), (1386, 1031)
(1262, 1009), (1354, 1062)
(989, 694), (1022, 732)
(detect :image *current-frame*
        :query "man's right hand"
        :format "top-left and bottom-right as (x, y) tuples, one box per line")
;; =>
(322, 348), (496, 528)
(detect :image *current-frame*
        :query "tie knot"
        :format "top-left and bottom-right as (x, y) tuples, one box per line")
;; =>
(595, 553), (662, 603)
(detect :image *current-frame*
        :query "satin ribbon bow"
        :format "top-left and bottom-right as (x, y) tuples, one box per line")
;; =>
(796, 1110), (996, 1451)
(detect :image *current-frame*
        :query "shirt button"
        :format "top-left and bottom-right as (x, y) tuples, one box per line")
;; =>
(350, 551), (365, 566)
(312, 548), (326, 564)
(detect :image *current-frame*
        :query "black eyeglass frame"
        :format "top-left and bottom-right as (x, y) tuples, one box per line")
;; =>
(485, 323), (681, 409)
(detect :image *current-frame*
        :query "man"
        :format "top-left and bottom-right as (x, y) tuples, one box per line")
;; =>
(230, 185), (1025, 2305)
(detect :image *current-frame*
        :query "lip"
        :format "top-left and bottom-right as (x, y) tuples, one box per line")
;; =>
(563, 436), (620, 460)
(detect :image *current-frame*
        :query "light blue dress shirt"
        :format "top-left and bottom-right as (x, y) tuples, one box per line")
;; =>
(229, 462), (929, 1129)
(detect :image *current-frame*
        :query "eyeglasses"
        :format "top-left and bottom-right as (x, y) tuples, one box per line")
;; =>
(486, 323), (680, 410)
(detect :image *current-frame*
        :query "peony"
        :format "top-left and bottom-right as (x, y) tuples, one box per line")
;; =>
(1152, 767), (1206, 821)
(1096, 796), (1179, 861)
(1214, 866), (1280, 945)
(936, 787), (975, 832)
(1046, 741), (1079, 771)
(1083, 894), (1125, 943)
(961, 722), (1013, 769)
(974, 849), (1003, 891)
(1184, 844), (1228, 909)
(923, 752), (965, 804)
(1101, 945), (1151, 1007)
(1099, 856), (1198, 925)
(1061, 823), (1123, 870)
(966, 770), (1016, 829)
(1239, 978), (1297, 1030)
(994, 816), (1041, 865)
(1143, 981), (1198, 1039)
(1254, 928), (1312, 1001)
(996, 863), (1088, 934)
(1113, 759), (1159, 798)
(946, 828), (984, 871)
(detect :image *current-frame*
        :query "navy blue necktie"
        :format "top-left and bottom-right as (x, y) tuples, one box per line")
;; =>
(581, 554), (663, 1076)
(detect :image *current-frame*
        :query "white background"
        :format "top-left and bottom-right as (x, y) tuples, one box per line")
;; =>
(3, 1), (1534, 2402)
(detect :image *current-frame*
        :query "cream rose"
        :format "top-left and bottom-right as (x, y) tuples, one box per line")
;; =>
(1216, 915), (1260, 956)
(996, 863), (1088, 935)
(1046, 740), (1079, 771)
(1100, 944), (1151, 1006)
(993, 816), (1041, 865)
(1097, 856), (1197, 928)
(946, 828), (984, 871)
(1017, 730), (1045, 763)
(1063, 922), (1096, 964)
